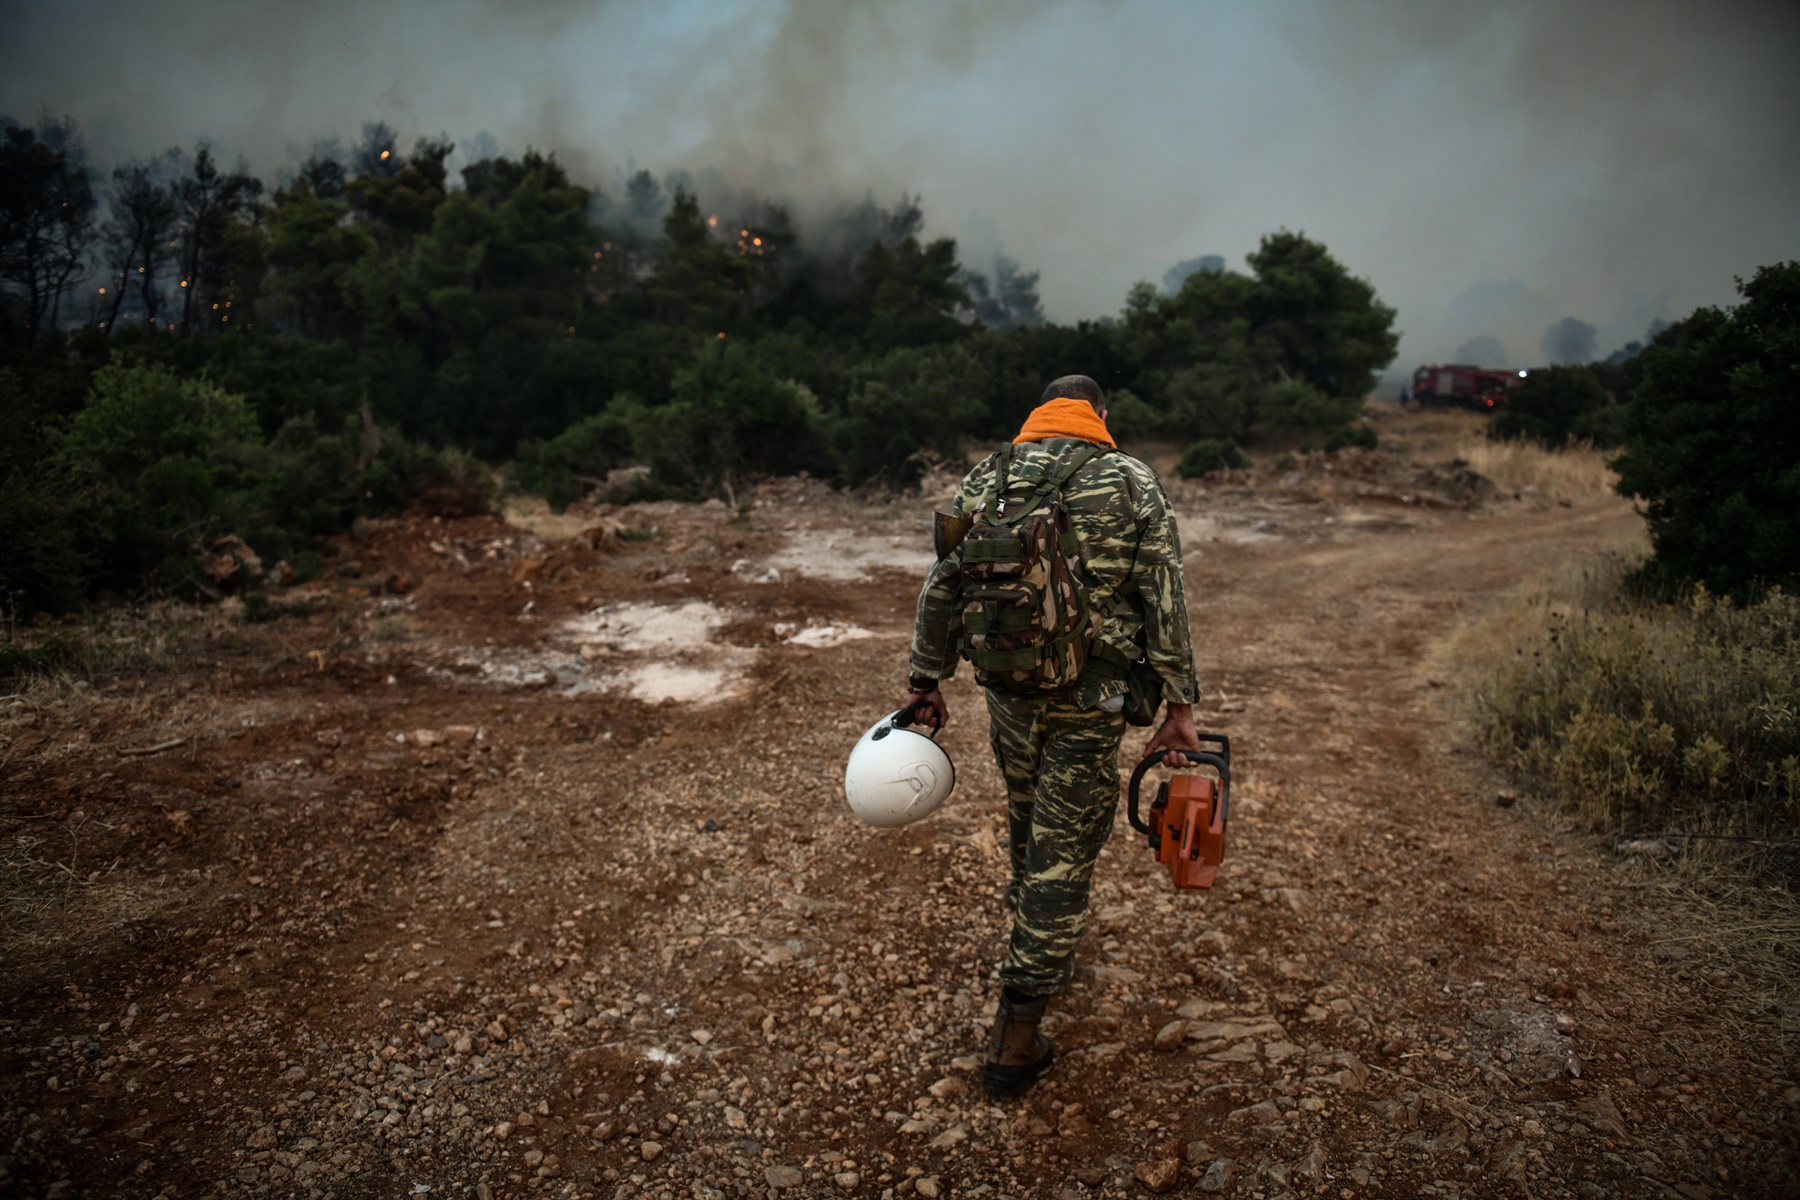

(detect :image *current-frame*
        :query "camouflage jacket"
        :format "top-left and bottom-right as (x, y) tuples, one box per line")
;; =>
(910, 438), (1201, 706)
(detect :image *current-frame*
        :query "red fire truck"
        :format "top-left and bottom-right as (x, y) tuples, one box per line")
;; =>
(1410, 364), (1524, 409)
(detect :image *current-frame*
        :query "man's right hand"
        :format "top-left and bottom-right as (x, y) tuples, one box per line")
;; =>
(904, 688), (947, 732)
(1143, 701), (1200, 764)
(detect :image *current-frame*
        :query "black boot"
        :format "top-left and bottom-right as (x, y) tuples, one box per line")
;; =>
(982, 988), (1055, 1099)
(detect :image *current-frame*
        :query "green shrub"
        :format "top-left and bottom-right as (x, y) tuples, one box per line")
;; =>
(1176, 438), (1249, 478)
(1099, 387), (1158, 444)
(34, 362), (487, 600)
(627, 344), (831, 498)
(0, 369), (105, 613)
(511, 408), (635, 511)
(1256, 379), (1361, 436)
(1161, 363), (1254, 443)
(1459, 554), (1800, 842)
(1324, 423), (1378, 452)
(357, 430), (493, 518)
(1488, 365), (1623, 448)
(1613, 262), (1800, 599)
(832, 342), (990, 485)
(57, 362), (269, 591)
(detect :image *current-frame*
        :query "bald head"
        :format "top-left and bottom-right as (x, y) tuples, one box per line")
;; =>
(1041, 375), (1106, 413)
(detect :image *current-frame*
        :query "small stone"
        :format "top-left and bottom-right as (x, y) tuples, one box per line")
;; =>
(1574, 1094), (1628, 1140)
(1184, 1139), (1212, 1164)
(915, 1178), (942, 1199)
(591, 1120), (617, 1141)
(639, 1140), (663, 1162)
(453, 1035), (473, 1055)
(691, 1029), (713, 1045)
(1152, 1020), (1187, 1051)
(1294, 1141), (1326, 1183)
(1227, 1100), (1281, 1125)
(927, 1123), (969, 1150)
(1074, 1165), (1109, 1185)
(1134, 1157), (1181, 1193)
(833, 1171), (861, 1191)
(928, 1076), (965, 1099)
(494, 1122), (513, 1140)
(1495, 790), (1517, 807)
(764, 1165), (804, 1189)
(725, 1105), (747, 1128)
(1198, 1159), (1234, 1192)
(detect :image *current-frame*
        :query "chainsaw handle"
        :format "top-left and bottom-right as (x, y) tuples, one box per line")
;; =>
(1126, 748), (1230, 835)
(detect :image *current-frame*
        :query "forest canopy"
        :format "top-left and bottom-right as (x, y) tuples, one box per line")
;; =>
(1, 115), (1399, 609)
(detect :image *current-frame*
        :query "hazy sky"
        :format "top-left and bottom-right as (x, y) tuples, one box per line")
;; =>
(4, 0), (1796, 372)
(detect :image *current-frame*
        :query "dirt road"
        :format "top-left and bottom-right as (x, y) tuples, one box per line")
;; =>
(3, 442), (1795, 1199)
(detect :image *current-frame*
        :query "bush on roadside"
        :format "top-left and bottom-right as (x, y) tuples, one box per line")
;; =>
(628, 344), (832, 498)
(1456, 554), (1800, 848)
(511, 408), (636, 511)
(832, 342), (991, 485)
(21, 362), (488, 601)
(1613, 262), (1800, 600)
(0, 369), (105, 614)
(1488, 365), (1624, 448)
(1325, 423), (1378, 452)
(57, 362), (271, 593)
(1176, 438), (1249, 478)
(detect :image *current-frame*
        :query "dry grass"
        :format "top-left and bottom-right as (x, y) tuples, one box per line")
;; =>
(502, 495), (601, 541)
(0, 814), (156, 962)
(1458, 437), (1618, 506)
(1, 598), (245, 689)
(1363, 401), (1489, 459)
(1440, 550), (1800, 1022)
(1445, 551), (1800, 841)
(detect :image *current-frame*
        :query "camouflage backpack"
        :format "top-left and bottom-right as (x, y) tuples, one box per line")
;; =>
(959, 441), (1103, 692)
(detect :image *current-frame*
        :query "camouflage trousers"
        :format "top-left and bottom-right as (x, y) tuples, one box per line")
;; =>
(986, 687), (1126, 997)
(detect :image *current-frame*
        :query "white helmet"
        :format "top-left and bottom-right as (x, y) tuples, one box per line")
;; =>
(844, 707), (955, 827)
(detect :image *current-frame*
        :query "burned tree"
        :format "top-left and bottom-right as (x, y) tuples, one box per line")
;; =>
(0, 116), (97, 338)
(172, 146), (262, 336)
(100, 154), (179, 333)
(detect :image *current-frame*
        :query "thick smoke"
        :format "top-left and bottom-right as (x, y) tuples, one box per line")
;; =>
(1539, 318), (1599, 366)
(3, 0), (1796, 369)
(1454, 336), (1508, 370)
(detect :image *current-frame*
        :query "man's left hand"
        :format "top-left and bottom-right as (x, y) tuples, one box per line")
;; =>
(1143, 701), (1201, 765)
(903, 688), (947, 731)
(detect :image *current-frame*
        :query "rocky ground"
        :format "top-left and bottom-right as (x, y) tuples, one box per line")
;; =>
(3, 411), (1796, 1199)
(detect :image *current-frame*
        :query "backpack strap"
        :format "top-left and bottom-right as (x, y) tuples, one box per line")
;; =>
(993, 443), (1102, 527)
(978, 443), (1014, 516)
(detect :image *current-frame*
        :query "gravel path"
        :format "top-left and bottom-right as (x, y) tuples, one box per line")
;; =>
(3, 451), (1795, 1198)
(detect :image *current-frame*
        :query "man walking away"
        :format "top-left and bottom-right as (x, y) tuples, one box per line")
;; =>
(902, 375), (1202, 1098)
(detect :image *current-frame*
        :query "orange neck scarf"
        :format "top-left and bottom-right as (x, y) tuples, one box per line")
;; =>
(1014, 397), (1116, 448)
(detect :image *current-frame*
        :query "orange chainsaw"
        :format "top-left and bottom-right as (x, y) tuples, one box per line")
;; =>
(1126, 736), (1231, 889)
